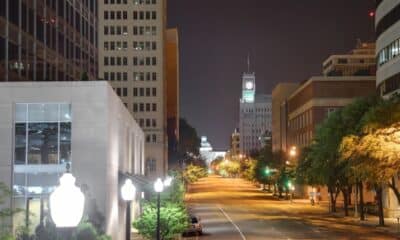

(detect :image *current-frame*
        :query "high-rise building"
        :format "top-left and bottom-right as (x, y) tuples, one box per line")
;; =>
(98, 0), (167, 178)
(0, 0), (98, 81)
(239, 67), (272, 155)
(166, 28), (180, 165)
(376, 0), (400, 98)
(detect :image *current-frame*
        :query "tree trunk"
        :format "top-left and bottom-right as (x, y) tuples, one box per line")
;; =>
(329, 186), (337, 212)
(388, 177), (400, 204)
(358, 182), (365, 221)
(348, 185), (352, 205)
(342, 188), (349, 216)
(376, 185), (385, 226)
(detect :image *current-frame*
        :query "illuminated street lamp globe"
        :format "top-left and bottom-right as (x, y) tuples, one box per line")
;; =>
(121, 179), (136, 201)
(154, 178), (164, 193)
(50, 173), (85, 227)
(163, 176), (173, 187)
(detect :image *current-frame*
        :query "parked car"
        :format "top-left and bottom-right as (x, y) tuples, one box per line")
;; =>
(183, 215), (203, 236)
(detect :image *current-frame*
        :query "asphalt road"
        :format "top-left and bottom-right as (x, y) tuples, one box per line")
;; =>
(185, 175), (399, 240)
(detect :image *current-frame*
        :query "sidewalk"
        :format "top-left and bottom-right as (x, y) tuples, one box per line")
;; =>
(290, 198), (400, 236)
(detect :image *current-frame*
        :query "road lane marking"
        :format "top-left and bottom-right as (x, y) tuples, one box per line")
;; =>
(218, 206), (247, 240)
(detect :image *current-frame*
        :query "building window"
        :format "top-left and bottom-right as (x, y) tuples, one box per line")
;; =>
(14, 103), (72, 165)
(146, 158), (156, 174)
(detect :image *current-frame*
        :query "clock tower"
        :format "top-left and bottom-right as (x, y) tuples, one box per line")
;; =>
(241, 72), (255, 103)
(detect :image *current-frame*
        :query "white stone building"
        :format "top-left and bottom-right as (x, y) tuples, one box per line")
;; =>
(0, 81), (146, 240)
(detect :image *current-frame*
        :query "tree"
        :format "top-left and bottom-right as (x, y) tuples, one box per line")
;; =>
(296, 108), (350, 213)
(133, 202), (188, 240)
(0, 182), (23, 240)
(182, 164), (207, 185)
(178, 118), (201, 156)
(340, 95), (400, 225)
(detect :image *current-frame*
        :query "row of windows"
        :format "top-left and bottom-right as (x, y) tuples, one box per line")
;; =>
(133, 57), (157, 66)
(103, 41), (157, 51)
(376, 2), (400, 38)
(134, 41), (157, 51)
(104, 72), (158, 81)
(133, 103), (157, 112)
(134, 72), (157, 81)
(133, 26), (157, 36)
(138, 118), (157, 128)
(104, 11), (128, 20)
(114, 87), (128, 97)
(134, 0), (157, 4)
(104, 72), (128, 81)
(104, 41), (128, 51)
(104, 0), (127, 4)
(145, 134), (157, 143)
(377, 37), (400, 67)
(104, 26), (128, 35)
(114, 88), (157, 97)
(242, 108), (270, 113)
(378, 71), (400, 96)
(290, 110), (312, 131)
(294, 131), (313, 147)
(133, 11), (157, 20)
(104, 57), (128, 66)
(104, 57), (158, 66)
(104, 0), (157, 4)
(133, 87), (157, 97)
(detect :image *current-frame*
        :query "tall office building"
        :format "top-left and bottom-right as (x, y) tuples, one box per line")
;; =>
(98, 0), (167, 178)
(376, 0), (400, 98)
(0, 0), (98, 81)
(239, 67), (272, 155)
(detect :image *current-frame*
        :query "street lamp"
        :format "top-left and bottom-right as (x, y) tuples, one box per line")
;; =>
(121, 179), (136, 240)
(50, 171), (85, 239)
(163, 176), (173, 187)
(154, 178), (164, 240)
(50, 172), (85, 228)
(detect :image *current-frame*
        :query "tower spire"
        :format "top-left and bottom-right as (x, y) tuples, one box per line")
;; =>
(247, 53), (250, 73)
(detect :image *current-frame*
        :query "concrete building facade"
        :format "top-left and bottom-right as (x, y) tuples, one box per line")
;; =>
(0, 81), (146, 240)
(239, 71), (272, 154)
(98, 0), (167, 178)
(271, 83), (298, 153)
(376, 0), (400, 98)
(375, 0), (400, 216)
(166, 28), (180, 163)
(0, 0), (98, 81)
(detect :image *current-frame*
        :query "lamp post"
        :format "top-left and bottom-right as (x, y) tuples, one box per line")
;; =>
(121, 179), (136, 240)
(49, 171), (85, 239)
(154, 178), (164, 240)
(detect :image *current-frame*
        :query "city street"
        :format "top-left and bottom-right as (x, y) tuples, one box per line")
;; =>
(185, 175), (399, 240)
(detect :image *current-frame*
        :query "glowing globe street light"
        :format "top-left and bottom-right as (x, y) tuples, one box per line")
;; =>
(154, 178), (164, 240)
(50, 172), (85, 228)
(121, 179), (136, 240)
(163, 176), (173, 187)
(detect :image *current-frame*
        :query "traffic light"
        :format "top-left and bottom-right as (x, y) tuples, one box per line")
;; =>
(265, 167), (271, 176)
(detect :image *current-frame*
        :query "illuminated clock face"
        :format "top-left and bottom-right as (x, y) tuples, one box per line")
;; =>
(245, 81), (254, 90)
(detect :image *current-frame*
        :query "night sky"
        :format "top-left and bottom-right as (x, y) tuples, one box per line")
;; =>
(167, 0), (375, 149)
